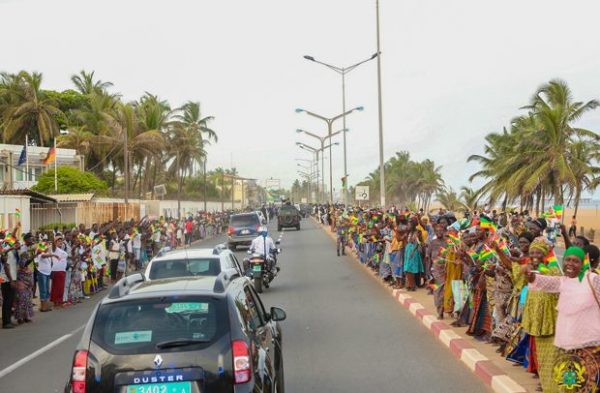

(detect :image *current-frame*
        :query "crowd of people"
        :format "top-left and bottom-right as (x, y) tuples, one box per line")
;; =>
(321, 205), (600, 393)
(0, 211), (232, 329)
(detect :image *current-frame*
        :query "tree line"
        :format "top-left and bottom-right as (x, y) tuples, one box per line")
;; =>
(333, 79), (599, 213)
(0, 70), (238, 199)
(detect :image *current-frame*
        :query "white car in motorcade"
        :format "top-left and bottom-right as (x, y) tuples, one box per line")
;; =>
(144, 245), (244, 281)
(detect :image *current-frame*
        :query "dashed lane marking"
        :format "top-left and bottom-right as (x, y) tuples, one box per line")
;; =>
(0, 324), (85, 379)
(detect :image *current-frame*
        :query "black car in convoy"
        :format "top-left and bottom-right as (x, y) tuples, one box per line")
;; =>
(65, 273), (286, 393)
(277, 205), (301, 231)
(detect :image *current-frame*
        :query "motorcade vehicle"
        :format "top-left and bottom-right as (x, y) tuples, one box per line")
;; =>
(244, 240), (281, 293)
(227, 212), (262, 250)
(276, 205), (301, 231)
(144, 246), (243, 280)
(64, 273), (287, 393)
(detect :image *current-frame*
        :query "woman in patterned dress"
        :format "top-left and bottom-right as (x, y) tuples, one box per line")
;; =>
(14, 242), (35, 324)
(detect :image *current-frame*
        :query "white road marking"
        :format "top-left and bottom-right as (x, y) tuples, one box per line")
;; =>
(0, 324), (85, 379)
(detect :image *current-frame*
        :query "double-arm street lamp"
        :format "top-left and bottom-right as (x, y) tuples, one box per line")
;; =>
(295, 107), (362, 204)
(303, 53), (378, 205)
(296, 141), (339, 203)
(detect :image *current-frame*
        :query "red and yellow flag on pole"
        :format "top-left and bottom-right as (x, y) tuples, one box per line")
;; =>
(42, 146), (56, 165)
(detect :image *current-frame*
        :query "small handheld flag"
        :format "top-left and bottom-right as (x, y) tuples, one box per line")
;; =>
(553, 205), (563, 220)
(15, 208), (21, 218)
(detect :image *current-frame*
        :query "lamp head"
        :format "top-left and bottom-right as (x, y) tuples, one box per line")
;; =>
(333, 142), (340, 146)
(295, 108), (304, 113)
(355, 106), (364, 111)
(303, 55), (315, 61)
(295, 129), (303, 133)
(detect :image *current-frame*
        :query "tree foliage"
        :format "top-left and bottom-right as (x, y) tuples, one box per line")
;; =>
(1, 69), (219, 200)
(32, 166), (108, 194)
(468, 79), (600, 215)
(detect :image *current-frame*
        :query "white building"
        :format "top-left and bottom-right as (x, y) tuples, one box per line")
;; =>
(0, 143), (83, 190)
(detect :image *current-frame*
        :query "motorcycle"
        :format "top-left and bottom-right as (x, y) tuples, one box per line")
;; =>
(244, 240), (280, 293)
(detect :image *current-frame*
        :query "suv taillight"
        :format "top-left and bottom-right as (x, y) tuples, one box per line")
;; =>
(232, 340), (251, 384)
(71, 350), (88, 393)
(228, 226), (235, 236)
(255, 224), (260, 232)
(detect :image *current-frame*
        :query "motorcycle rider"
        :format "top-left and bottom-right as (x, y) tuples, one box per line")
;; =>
(249, 226), (278, 272)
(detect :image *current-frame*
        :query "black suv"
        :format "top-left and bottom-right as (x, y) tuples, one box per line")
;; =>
(277, 205), (301, 231)
(65, 273), (286, 393)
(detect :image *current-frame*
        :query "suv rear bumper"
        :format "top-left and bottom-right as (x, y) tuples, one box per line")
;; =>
(228, 235), (254, 245)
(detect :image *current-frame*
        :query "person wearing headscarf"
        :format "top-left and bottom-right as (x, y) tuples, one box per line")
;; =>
(521, 238), (561, 393)
(525, 246), (600, 392)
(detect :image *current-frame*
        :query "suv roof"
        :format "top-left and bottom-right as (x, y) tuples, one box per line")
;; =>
(104, 274), (242, 305)
(151, 247), (222, 262)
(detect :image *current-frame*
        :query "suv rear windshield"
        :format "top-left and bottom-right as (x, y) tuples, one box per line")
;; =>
(279, 206), (298, 214)
(230, 214), (259, 227)
(148, 258), (221, 279)
(92, 297), (228, 354)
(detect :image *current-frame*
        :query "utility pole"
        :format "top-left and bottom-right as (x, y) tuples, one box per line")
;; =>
(203, 158), (207, 212)
(124, 126), (129, 219)
(376, 0), (386, 207)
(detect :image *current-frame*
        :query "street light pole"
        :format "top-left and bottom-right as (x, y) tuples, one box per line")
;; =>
(376, 0), (386, 207)
(303, 53), (377, 206)
(295, 107), (362, 204)
(297, 141), (339, 203)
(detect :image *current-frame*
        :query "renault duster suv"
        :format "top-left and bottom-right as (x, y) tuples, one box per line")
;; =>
(65, 273), (286, 393)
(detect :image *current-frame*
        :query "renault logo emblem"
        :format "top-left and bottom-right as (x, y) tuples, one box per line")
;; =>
(153, 355), (163, 368)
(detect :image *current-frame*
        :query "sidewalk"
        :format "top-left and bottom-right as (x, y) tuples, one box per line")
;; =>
(315, 218), (535, 393)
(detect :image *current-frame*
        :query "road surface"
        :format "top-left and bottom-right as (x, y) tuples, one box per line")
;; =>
(0, 218), (488, 392)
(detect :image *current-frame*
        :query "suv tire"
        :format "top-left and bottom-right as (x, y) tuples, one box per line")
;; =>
(296, 224), (300, 231)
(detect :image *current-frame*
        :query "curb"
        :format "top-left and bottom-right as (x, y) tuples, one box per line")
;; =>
(314, 218), (527, 393)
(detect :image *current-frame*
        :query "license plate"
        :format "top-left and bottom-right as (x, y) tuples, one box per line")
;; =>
(241, 229), (250, 235)
(126, 381), (192, 393)
(252, 265), (262, 272)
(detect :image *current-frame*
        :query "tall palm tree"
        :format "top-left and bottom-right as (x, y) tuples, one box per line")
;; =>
(0, 71), (62, 145)
(71, 70), (113, 95)
(460, 186), (479, 212)
(436, 187), (462, 212)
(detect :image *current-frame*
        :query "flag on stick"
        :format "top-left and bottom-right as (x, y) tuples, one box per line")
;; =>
(553, 205), (563, 220)
(15, 208), (21, 218)
(479, 216), (497, 232)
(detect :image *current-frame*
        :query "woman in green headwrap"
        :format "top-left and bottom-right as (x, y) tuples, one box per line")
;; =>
(521, 239), (561, 392)
(525, 247), (600, 393)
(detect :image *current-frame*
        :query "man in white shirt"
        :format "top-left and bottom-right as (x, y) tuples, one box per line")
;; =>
(249, 227), (275, 257)
(34, 234), (57, 312)
(132, 230), (142, 269)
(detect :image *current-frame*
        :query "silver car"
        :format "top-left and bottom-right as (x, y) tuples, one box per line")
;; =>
(144, 246), (244, 280)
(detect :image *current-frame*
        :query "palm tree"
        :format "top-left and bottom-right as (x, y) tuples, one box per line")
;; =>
(71, 70), (113, 95)
(0, 71), (62, 145)
(436, 187), (462, 212)
(568, 141), (600, 217)
(460, 186), (479, 212)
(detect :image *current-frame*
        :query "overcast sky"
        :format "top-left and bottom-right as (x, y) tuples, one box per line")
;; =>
(2, 0), (600, 196)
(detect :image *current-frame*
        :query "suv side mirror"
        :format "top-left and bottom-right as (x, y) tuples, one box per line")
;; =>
(270, 307), (287, 322)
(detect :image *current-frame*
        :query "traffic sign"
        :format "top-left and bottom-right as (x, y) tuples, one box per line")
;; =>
(355, 186), (370, 201)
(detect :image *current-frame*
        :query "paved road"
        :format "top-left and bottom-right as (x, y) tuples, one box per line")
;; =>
(0, 218), (488, 392)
